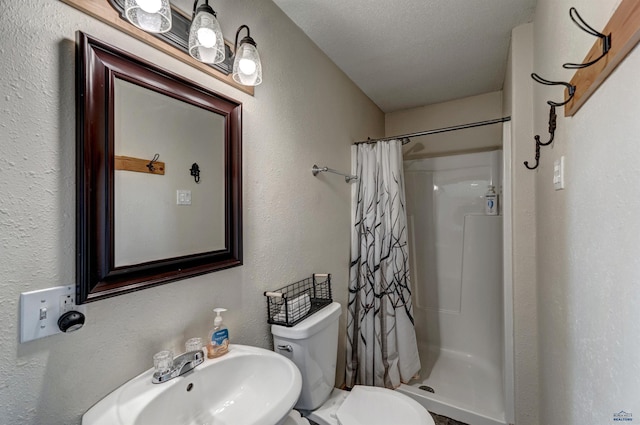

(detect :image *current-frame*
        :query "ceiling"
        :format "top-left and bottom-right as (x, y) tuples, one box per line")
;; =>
(272, 0), (537, 113)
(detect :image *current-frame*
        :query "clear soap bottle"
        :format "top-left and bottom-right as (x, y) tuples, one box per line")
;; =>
(207, 308), (229, 359)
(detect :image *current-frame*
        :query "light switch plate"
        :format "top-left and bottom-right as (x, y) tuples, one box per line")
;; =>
(553, 156), (565, 190)
(20, 285), (86, 343)
(177, 190), (192, 205)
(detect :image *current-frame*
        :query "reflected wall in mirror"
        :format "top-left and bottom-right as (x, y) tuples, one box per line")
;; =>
(77, 32), (242, 304)
(114, 79), (226, 266)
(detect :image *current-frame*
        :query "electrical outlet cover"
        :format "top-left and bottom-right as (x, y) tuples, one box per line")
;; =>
(20, 285), (85, 343)
(177, 190), (192, 205)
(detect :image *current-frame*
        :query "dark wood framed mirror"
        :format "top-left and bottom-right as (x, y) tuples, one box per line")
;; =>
(76, 31), (242, 304)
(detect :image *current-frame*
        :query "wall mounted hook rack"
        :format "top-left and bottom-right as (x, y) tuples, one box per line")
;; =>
(525, 73), (574, 170)
(115, 154), (165, 175)
(563, 7), (611, 70)
(563, 0), (640, 116)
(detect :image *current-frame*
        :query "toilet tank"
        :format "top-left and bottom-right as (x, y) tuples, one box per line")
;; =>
(271, 302), (342, 411)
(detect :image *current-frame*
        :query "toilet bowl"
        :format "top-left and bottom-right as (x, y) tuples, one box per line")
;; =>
(272, 302), (434, 425)
(281, 410), (310, 425)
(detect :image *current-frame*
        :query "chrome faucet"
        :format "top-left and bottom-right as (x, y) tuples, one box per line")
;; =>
(152, 350), (205, 384)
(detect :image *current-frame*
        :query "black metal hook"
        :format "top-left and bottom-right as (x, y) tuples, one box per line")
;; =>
(146, 153), (160, 172)
(539, 105), (557, 147)
(524, 140), (542, 170)
(526, 73), (573, 169)
(190, 163), (200, 183)
(525, 105), (557, 170)
(531, 73), (576, 107)
(563, 7), (611, 69)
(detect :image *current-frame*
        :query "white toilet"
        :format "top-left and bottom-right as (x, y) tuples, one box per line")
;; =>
(272, 302), (435, 425)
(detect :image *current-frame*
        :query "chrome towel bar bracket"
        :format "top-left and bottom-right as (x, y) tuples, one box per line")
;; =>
(312, 164), (358, 183)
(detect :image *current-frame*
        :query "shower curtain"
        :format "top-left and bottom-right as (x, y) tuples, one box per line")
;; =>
(346, 139), (421, 389)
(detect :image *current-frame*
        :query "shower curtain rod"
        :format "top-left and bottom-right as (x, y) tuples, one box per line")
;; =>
(354, 116), (511, 145)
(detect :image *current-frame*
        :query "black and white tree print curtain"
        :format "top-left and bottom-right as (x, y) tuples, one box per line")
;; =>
(346, 139), (421, 389)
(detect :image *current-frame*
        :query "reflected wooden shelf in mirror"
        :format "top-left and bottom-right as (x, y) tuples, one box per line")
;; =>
(76, 32), (243, 304)
(115, 155), (166, 175)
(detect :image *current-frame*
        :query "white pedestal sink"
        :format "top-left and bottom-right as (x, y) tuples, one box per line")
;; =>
(83, 344), (302, 425)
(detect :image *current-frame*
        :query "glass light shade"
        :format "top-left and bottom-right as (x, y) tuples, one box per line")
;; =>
(232, 42), (262, 86)
(189, 10), (225, 64)
(124, 0), (172, 33)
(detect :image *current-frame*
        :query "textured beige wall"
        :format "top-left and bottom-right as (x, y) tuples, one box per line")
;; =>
(385, 91), (503, 159)
(503, 23), (539, 425)
(532, 0), (640, 424)
(0, 1), (383, 424)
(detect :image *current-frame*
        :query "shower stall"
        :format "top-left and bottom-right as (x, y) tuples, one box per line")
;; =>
(397, 149), (511, 425)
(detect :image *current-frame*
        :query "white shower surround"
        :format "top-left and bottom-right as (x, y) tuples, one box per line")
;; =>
(398, 149), (513, 425)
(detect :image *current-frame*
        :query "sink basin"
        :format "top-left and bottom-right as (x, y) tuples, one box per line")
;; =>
(83, 344), (302, 425)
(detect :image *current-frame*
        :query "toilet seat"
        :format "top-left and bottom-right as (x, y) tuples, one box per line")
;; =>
(307, 386), (434, 425)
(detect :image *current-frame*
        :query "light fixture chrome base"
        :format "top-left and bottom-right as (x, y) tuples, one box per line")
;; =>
(108, 0), (233, 74)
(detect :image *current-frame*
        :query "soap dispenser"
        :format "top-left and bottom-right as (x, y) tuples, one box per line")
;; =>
(485, 185), (498, 215)
(207, 308), (229, 359)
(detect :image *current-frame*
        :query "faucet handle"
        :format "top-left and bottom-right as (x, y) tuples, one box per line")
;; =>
(153, 350), (174, 375)
(185, 337), (203, 353)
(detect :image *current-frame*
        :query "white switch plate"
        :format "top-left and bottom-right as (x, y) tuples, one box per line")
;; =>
(177, 190), (192, 205)
(553, 156), (565, 190)
(19, 285), (86, 343)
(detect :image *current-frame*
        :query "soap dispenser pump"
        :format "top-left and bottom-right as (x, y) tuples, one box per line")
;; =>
(207, 308), (229, 358)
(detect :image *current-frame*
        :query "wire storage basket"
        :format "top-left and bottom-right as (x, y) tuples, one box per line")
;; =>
(264, 273), (332, 327)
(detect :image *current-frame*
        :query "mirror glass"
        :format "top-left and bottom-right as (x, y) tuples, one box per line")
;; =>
(77, 32), (242, 304)
(114, 79), (226, 266)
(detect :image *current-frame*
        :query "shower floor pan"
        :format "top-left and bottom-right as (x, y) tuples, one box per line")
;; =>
(397, 345), (506, 425)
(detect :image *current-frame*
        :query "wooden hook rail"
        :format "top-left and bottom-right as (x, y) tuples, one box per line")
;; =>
(115, 155), (165, 175)
(564, 0), (640, 116)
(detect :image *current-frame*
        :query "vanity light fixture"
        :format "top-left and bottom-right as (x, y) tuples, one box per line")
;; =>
(120, 0), (263, 86)
(232, 25), (262, 86)
(124, 0), (172, 33)
(188, 0), (225, 64)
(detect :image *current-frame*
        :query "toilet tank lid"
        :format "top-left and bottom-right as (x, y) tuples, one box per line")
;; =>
(271, 302), (342, 339)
